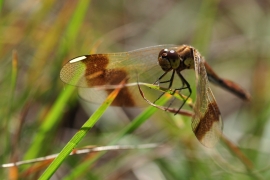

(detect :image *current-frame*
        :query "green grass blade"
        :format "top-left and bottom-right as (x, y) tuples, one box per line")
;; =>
(57, 0), (92, 57)
(0, 0), (3, 13)
(39, 81), (124, 180)
(24, 84), (77, 160)
(2, 50), (19, 170)
(63, 95), (170, 179)
(24, 59), (81, 160)
(139, 82), (193, 105)
(24, 0), (91, 160)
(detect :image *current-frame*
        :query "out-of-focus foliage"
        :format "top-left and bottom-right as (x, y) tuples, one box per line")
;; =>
(1, 0), (270, 179)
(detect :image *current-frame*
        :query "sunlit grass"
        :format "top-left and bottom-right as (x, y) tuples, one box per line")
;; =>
(1, 0), (270, 179)
(24, 0), (92, 161)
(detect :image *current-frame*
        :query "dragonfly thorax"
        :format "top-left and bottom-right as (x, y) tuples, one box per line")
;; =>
(176, 45), (195, 70)
(158, 49), (182, 72)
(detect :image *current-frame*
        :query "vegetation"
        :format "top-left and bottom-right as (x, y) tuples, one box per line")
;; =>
(1, 0), (270, 179)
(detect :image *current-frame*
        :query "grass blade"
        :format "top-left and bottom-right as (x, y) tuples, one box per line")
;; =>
(24, 0), (91, 160)
(63, 94), (170, 179)
(39, 80), (125, 179)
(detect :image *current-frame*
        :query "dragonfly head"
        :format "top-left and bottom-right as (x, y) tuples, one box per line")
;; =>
(158, 49), (181, 71)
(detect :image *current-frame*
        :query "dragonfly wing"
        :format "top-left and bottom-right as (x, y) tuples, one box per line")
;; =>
(191, 49), (223, 148)
(60, 45), (178, 106)
(60, 45), (178, 88)
(60, 53), (133, 88)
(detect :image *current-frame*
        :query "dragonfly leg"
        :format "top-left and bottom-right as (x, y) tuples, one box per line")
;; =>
(174, 71), (192, 114)
(153, 70), (175, 103)
(153, 71), (169, 86)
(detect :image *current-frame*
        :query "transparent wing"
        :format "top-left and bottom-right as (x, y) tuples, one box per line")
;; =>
(60, 44), (178, 88)
(191, 49), (223, 148)
(60, 44), (178, 106)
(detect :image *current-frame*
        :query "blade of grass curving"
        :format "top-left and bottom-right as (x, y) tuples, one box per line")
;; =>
(57, 0), (92, 58)
(138, 82), (194, 115)
(0, 0), (3, 14)
(111, 94), (172, 144)
(39, 80), (126, 180)
(139, 82), (193, 106)
(5, 51), (18, 127)
(24, 75), (78, 160)
(24, 0), (91, 160)
(2, 50), (19, 175)
(63, 94), (171, 179)
(3, 51), (18, 128)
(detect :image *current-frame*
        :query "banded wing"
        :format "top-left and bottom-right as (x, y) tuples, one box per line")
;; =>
(60, 45), (178, 106)
(191, 48), (223, 148)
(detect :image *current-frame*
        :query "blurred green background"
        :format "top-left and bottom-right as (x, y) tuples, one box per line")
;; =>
(1, 0), (270, 179)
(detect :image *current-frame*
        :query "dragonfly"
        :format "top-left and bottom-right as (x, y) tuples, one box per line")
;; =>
(60, 45), (250, 148)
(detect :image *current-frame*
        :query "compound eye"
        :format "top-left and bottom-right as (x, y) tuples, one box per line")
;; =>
(158, 49), (169, 58)
(158, 49), (171, 71)
(167, 50), (179, 62)
(158, 49), (180, 71)
(161, 53), (167, 58)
